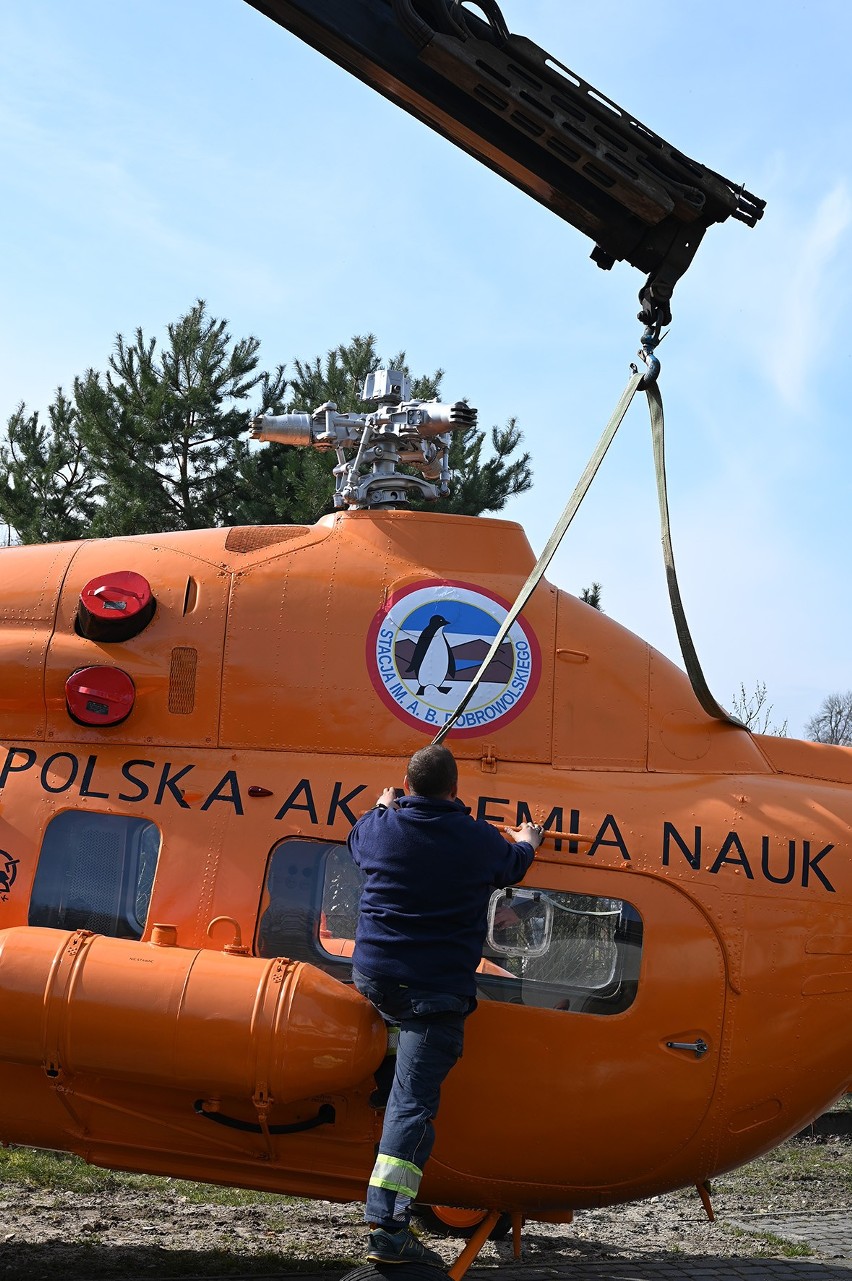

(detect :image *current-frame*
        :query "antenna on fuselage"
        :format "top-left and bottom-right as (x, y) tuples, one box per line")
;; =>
(250, 370), (476, 509)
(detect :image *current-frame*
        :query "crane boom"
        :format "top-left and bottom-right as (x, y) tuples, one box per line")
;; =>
(244, 0), (764, 323)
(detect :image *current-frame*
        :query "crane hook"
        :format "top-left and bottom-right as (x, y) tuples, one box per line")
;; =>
(638, 324), (662, 386)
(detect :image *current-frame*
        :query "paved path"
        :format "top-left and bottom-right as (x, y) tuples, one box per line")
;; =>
(473, 1265), (851, 1280)
(729, 1210), (852, 1262)
(165, 1262), (851, 1281)
(163, 1243), (852, 1281)
(476, 1262), (851, 1279)
(148, 1206), (852, 1281)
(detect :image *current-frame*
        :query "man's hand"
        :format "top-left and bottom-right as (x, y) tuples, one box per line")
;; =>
(377, 787), (399, 809)
(506, 821), (544, 850)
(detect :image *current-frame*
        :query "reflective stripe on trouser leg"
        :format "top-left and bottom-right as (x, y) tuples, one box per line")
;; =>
(363, 1007), (466, 1228)
(369, 1153), (423, 1201)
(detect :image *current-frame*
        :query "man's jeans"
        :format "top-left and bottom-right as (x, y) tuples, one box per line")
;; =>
(353, 968), (474, 1231)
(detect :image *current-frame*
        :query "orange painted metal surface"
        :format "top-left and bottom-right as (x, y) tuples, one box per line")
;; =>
(0, 926), (385, 1102)
(430, 1207), (492, 1231)
(0, 509), (848, 1219)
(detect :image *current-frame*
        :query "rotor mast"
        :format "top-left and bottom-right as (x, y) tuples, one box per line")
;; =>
(251, 370), (477, 509)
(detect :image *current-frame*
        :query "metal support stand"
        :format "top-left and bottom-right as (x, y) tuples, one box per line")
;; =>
(447, 1209), (502, 1280)
(511, 1211), (524, 1259)
(696, 1181), (716, 1222)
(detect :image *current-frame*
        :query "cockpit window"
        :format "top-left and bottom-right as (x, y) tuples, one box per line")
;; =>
(256, 837), (642, 1013)
(28, 811), (161, 940)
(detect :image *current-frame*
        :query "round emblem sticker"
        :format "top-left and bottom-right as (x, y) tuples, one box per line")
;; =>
(367, 579), (540, 737)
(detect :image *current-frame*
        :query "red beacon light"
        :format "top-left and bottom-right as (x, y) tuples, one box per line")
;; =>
(65, 667), (136, 727)
(76, 571), (155, 642)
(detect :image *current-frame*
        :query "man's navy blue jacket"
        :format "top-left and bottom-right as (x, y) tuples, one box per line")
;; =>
(348, 794), (536, 997)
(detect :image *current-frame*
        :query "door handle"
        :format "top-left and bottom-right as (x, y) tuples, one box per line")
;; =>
(666, 1039), (709, 1058)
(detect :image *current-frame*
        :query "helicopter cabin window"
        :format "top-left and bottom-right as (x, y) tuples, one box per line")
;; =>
(28, 812), (161, 940)
(256, 838), (642, 1013)
(482, 887), (643, 1014)
(256, 839), (362, 973)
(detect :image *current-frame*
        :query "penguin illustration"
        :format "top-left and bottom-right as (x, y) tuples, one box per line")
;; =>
(406, 614), (456, 695)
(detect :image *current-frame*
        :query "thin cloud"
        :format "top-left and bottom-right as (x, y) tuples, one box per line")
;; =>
(764, 184), (852, 410)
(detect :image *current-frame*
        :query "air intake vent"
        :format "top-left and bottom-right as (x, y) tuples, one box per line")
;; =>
(225, 527), (304, 554)
(168, 648), (197, 715)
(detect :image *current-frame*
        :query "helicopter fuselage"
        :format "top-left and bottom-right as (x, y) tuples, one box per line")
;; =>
(0, 509), (847, 1216)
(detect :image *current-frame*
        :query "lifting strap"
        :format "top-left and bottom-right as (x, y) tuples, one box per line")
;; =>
(432, 353), (741, 745)
(645, 380), (741, 726)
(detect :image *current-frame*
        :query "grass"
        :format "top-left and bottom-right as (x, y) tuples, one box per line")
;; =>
(0, 1114), (848, 1275)
(725, 1224), (815, 1258)
(2, 1126), (849, 1206)
(719, 1132), (851, 1202)
(0, 1146), (362, 1275)
(0, 1144), (292, 1206)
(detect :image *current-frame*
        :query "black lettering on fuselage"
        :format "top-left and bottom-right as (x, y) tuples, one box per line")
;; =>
(663, 822), (701, 869)
(709, 832), (754, 879)
(568, 808), (582, 855)
(118, 759), (155, 802)
(40, 752), (79, 794)
(275, 779), (318, 824)
(761, 836), (796, 885)
(327, 782), (367, 827)
(517, 802), (564, 850)
(802, 841), (835, 893)
(588, 814), (631, 861)
(0, 748), (36, 790)
(80, 754), (110, 800)
(0, 740), (840, 896)
(201, 770), (244, 814)
(154, 763), (193, 808)
(477, 795), (509, 824)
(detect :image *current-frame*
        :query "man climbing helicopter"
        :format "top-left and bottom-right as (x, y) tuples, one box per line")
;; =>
(348, 744), (543, 1265)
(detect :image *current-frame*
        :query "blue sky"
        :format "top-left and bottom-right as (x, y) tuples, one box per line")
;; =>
(1, 1), (851, 736)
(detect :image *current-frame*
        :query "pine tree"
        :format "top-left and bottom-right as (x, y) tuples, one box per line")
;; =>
(0, 392), (96, 543)
(74, 301), (284, 535)
(1, 315), (533, 540)
(580, 583), (603, 610)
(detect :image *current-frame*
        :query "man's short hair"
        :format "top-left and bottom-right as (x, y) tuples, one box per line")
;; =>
(407, 745), (458, 798)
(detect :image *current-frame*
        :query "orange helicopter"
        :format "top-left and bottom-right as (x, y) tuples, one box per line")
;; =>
(0, 3), (849, 1279)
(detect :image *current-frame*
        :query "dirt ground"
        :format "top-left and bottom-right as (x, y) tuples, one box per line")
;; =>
(0, 1122), (848, 1278)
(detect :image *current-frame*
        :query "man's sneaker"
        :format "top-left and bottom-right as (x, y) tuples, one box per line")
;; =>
(366, 1226), (445, 1268)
